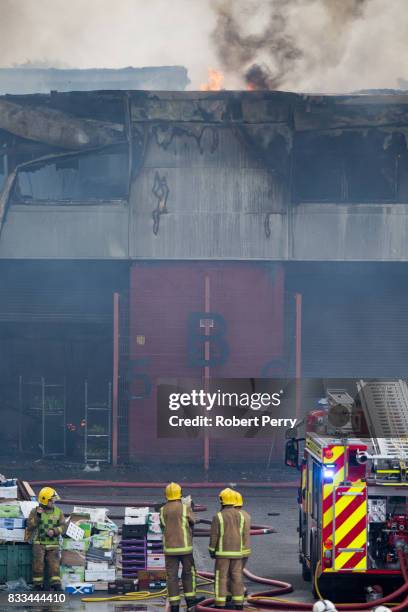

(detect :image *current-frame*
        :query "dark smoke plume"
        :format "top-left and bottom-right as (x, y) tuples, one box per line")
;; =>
(212, 0), (372, 90)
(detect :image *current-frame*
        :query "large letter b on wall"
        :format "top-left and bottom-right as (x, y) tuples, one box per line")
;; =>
(187, 312), (229, 367)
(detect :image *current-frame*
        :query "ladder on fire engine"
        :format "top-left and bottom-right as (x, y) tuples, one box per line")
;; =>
(357, 379), (408, 459)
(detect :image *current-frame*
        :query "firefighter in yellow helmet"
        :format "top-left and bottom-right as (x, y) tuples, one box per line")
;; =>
(26, 487), (66, 591)
(160, 482), (203, 611)
(209, 488), (245, 610)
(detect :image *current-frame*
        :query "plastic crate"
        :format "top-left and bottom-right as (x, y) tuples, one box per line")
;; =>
(0, 543), (32, 584)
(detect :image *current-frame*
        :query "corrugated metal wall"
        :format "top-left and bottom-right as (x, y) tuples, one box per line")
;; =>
(128, 261), (284, 464)
(289, 263), (408, 378)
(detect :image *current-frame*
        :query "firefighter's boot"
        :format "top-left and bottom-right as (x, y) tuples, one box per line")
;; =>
(33, 584), (44, 591)
(50, 582), (62, 592)
(170, 606), (180, 612)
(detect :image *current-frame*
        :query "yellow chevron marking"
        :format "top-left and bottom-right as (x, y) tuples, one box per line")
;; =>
(334, 491), (356, 518)
(323, 507), (333, 529)
(335, 531), (366, 570)
(334, 503), (366, 545)
(353, 556), (367, 571)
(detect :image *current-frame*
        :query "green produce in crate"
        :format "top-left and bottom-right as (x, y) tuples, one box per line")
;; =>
(0, 505), (21, 519)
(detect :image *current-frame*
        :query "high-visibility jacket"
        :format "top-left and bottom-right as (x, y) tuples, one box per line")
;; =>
(240, 508), (251, 557)
(209, 506), (245, 559)
(160, 500), (195, 556)
(26, 506), (65, 547)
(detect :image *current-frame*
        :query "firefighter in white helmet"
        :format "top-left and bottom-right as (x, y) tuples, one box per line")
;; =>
(312, 601), (337, 612)
(26, 487), (65, 591)
(372, 608), (392, 612)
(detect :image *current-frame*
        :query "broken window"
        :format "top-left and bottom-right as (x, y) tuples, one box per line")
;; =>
(14, 145), (129, 204)
(294, 131), (398, 203)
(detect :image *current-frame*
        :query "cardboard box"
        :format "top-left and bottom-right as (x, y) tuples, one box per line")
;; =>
(124, 516), (146, 525)
(0, 518), (25, 529)
(86, 547), (114, 562)
(147, 533), (163, 541)
(85, 568), (116, 582)
(87, 561), (109, 570)
(65, 583), (94, 595)
(95, 520), (118, 532)
(137, 570), (167, 590)
(125, 507), (149, 517)
(146, 554), (165, 569)
(60, 566), (85, 585)
(73, 507), (107, 523)
(91, 533), (113, 550)
(62, 538), (90, 552)
(0, 486), (18, 500)
(147, 523), (162, 535)
(0, 527), (25, 542)
(61, 550), (86, 567)
(93, 581), (109, 591)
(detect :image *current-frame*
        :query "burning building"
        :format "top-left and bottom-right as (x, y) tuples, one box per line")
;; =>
(1, 88), (408, 468)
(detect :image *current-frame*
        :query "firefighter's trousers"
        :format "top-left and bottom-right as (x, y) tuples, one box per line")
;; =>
(165, 553), (196, 605)
(32, 544), (61, 586)
(214, 558), (244, 607)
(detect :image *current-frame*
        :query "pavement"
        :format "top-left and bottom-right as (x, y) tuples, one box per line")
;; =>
(0, 485), (313, 612)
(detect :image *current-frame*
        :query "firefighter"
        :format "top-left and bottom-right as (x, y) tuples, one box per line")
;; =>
(160, 482), (201, 611)
(26, 487), (65, 591)
(209, 488), (245, 610)
(234, 491), (251, 568)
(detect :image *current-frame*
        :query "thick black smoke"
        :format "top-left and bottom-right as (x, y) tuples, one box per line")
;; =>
(211, 0), (371, 90)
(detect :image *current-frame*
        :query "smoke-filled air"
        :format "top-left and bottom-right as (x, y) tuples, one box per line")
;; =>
(0, 0), (407, 93)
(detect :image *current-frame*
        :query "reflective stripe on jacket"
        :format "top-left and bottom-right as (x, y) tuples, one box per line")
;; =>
(160, 500), (195, 555)
(209, 506), (244, 558)
(240, 508), (251, 557)
(27, 506), (65, 546)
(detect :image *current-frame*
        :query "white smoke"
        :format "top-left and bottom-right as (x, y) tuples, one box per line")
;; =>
(211, 0), (408, 92)
(0, 0), (407, 92)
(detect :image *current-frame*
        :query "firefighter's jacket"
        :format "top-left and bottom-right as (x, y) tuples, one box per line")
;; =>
(26, 506), (65, 547)
(209, 506), (245, 558)
(160, 500), (195, 556)
(240, 508), (251, 557)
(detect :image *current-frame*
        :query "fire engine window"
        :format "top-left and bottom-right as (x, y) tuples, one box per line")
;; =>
(312, 461), (321, 521)
(14, 145), (128, 204)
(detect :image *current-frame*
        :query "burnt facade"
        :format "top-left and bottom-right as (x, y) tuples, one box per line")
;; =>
(1, 90), (408, 466)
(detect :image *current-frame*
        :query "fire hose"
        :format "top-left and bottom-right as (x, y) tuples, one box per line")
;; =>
(195, 549), (408, 612)
(30, 483), (408, 610)
(30, 479), (297, 489)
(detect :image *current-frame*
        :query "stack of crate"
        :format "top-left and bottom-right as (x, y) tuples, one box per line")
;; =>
(120, 508), (165, 581)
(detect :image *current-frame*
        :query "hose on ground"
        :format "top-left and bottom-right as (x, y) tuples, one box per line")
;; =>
(30, 479), (297, 489)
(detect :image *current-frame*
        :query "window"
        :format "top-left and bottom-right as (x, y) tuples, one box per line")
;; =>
(294, 131), (398, 203)
(14, 145), (129, 204)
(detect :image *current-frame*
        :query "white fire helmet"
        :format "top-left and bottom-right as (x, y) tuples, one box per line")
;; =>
(372, 608), (392, 612)
(313, 601), (337, 612)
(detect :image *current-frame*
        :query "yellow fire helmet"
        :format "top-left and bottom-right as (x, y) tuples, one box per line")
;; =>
(219, 487), (236, 506)
(165, 482), (182, 501)
(38, 487), (59, 506)
(234, 491), (243, 507)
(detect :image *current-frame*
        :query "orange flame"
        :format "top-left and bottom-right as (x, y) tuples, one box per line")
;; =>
(200, 68), (224, 91)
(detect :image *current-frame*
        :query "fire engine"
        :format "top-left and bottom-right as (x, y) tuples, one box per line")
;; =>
(285, 380), (408, 597)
